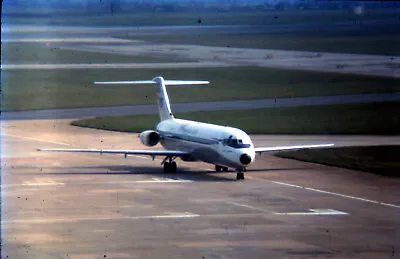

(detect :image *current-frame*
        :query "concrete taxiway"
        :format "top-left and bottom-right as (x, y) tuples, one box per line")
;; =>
(2, 44), (399, 78)
(2, 120), (400, 259)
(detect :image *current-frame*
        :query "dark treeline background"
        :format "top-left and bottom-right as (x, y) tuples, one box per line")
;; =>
(3, 0), (400, 14)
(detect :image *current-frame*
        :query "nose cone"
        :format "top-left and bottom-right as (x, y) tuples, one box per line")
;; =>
(240, 153), (252, 165)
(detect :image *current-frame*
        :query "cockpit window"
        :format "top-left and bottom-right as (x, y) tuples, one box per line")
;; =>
(223, 136), (250, 149)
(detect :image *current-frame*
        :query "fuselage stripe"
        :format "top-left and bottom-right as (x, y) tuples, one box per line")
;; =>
(159, 131), (219, 146)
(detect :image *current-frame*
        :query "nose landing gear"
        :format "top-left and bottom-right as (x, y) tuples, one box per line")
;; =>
(236, 168), (246, 180)
(236, 172), (244, 180)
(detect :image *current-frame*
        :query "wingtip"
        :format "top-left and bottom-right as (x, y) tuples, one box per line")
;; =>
(315, 143), (335, 148)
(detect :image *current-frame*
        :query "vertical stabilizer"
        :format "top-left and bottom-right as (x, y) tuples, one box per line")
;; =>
(153, 76), (174, 121)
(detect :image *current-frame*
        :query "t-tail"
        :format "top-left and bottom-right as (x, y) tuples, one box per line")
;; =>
(153, 76), (174, 121)
(94, 76), (209, 122)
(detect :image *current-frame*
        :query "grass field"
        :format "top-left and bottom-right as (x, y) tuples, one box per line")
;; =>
(109, 9), (400, 55)
(71, 102), (400, 135)
(4, 9), (400, 26)
(2, 43), (188, 64)
(277, 145), (400, 177)
(2, 67), (399, 111)
(6, 8), (398, 55)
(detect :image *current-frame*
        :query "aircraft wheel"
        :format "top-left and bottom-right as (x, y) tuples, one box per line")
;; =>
(222, 166), (229, 172)
(163, 162), (170, 173)
(236, 172), (245, 180)
(215, 165), (222, 172)
(170, 162), (177, 172)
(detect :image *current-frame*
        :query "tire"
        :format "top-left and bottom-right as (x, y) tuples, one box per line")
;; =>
(215, 165), (222, 172)
(223, 167), (229, 172)
(163, 162), (170, 173)
(236, 172), (245, 180)
(170, 162), (177, 172)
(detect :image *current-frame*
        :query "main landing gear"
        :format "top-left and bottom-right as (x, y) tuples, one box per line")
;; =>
(163, 161), (177, 173)
(162, 156), (177, 173)
(236, 168), (246, 180)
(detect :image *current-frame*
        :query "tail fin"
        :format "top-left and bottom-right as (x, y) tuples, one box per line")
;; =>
(153, 76), (173, 121)
(94, 77), (209, 121)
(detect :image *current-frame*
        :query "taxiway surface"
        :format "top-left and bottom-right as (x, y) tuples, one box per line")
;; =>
(2, 120), (400, 259)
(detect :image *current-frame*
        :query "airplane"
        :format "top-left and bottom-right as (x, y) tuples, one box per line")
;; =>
(38, 76), (334, 180)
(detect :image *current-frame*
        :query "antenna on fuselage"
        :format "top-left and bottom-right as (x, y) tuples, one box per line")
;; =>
(94, 76), (209, 121)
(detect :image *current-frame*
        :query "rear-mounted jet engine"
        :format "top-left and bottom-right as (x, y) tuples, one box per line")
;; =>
(139, 130), (160, 146)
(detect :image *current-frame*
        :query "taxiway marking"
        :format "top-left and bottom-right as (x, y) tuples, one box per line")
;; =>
(1, 178), (193, 188)
(274, 209), (348, 216)
(225, 201), (274, 214)
(139, 178), (193, 183)
(269, 180), (400, 209)
(2, 213), (200, 224)
(82, 178), (193, 184)
(226, 201), (347, 216)
(21, 181), (65, 186)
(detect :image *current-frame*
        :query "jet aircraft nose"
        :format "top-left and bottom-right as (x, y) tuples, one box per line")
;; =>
(240, 153), (252, 165)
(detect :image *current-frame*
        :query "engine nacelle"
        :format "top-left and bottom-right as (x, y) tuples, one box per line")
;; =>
(138, 130), (160, 147)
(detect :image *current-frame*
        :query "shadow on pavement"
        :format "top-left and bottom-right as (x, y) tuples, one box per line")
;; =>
(25, 165), (237, 182)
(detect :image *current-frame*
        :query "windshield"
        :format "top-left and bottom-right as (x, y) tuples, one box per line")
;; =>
(223, 136), (251, 149)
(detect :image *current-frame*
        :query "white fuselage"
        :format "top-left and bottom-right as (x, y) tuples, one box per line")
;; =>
(156, 118), (256, 169)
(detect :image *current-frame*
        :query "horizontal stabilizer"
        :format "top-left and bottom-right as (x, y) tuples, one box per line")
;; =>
(94, 80), (210, 85)
(94, 76), (208, 121)
(163, 80), (210, 85)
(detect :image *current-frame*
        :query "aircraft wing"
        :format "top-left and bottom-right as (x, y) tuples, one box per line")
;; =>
(37, 148), (189, 158)
(254, 143), (334, 154)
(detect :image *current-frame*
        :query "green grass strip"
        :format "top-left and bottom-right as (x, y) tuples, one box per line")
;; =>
(2, 67), (399, 111)
(277, 145), (400, 177)
(71, 102), (400, 135)
(5, 10), (400, 26)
